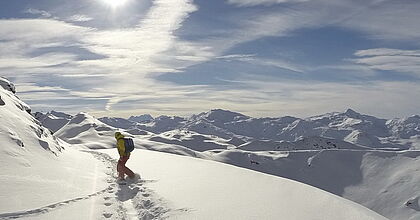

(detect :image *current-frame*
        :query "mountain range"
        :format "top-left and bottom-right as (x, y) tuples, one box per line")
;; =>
(2, 77), (420, 219)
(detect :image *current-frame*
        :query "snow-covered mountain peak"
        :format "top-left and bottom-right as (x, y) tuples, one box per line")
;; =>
(387, 114), (420, 139)
(34, 111), (73, 133)
(57, 112), (112, 133)
(49, 110), (72, 119)
(99, 116), (135, 129)
(344, 108), (361, 118)
(55, 112), (116, 148)
(307, 109), (389, 138)
(193, 109), (250, 124)
(404, 115), (420, 123)
(155, 115), (185, 122)
(68, 112), (95, 125)
(0, 76), (16, 93)
(128, 114), (153, 123)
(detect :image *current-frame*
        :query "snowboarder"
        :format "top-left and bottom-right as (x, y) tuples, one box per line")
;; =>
(115, 132), (135, 183)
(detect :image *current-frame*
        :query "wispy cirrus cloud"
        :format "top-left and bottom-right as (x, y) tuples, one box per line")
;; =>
(230, 76), (420, 118)
(0, 19), (91, 77)
(0, 0), (206, 115)
(355, 48), (420, 57)
(340, 0), (420, 43)
(24, 8), (52, 18)
(352, 48), (420, 77)
(217, 54), (303, 73)
(1, 0), (419, 118)
(227, 0), (310, 7)
(0, 19), (89, 47)
(67, 14), (93, 22)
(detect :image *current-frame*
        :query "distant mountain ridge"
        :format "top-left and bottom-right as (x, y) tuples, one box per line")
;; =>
(128, 114), (153, 123)
(94, 108), (420, 150)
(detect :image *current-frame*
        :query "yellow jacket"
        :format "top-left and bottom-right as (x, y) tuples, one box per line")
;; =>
(115, 132), (130, 157)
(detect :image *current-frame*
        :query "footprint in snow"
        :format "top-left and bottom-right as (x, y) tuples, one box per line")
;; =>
(406, 196), (420, 211)
(103, 213), (113, 218)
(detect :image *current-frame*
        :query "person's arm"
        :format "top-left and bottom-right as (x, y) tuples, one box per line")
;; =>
(117, 139), (125, 157)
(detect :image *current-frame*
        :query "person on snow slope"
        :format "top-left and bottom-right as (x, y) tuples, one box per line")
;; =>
(115, 132), (135, 182)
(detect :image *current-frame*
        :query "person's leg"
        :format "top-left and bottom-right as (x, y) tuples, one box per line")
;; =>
(123, 155), (135, 178)
(117, 156), (128, 179)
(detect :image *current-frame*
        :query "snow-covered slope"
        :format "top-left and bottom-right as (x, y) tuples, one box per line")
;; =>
(0, 77), (16, 94)
(55, 112), (117, 149)
(56, 110), (420, 219)
(34, 111), (73, 133)
(0, 81), (108, 214)
(208, 148), (420, 219)
(0, 80), (62, 157)
(1, 148), (386, 219)
(149, 129), (234, 151)
(0, 78), (390, 220)
(99, 149), (387, 220)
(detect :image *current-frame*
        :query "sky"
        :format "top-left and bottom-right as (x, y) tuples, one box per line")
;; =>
(0, 0), (419, 119)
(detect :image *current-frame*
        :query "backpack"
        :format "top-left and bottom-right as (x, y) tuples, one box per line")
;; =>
(124, 138), (135, 154)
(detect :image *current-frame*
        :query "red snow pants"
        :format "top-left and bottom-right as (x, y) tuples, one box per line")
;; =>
(117, 155), (134, 179)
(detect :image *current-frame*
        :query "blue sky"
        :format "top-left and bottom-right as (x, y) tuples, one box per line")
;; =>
(1, 0), (419, 118)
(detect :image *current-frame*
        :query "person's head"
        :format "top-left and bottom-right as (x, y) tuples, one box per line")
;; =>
(115, 132), (123, 139)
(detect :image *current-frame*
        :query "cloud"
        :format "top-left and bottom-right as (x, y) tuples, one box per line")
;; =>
(2, 0), (419, 118)
(227, 0), (310, 7)
(83, 0), (198, 72)
(339, 0), (420, 42)
(100, 78), (420, 119)
(355, 48), (420, 57)
(0, 19), (90, 42)
(0, 19), (94, 79)
(24, 8), (52, 18)
(226, 76), (420, 118)
(218, 54), (303, 73)
(352, 48), (420, 77)
(1, 0), (205, 115)
(191, 0), (420, 60)
(67, 14), (93, 22)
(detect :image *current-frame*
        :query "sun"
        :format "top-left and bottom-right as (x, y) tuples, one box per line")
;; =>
(102, 0), (129, 8)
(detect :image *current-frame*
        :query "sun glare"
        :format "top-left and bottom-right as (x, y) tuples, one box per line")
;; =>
(102, 0), (128, 8)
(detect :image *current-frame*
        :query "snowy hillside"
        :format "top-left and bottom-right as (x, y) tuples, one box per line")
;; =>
(96, 149), (387, 220)
(34, 111), (73, 133)
(0, 78), (62, 157)
(0, 77), (16, 94)
(0, 78), (108, 214)
(53, 108), (420, 219)
(0, 148), (387, 220)
(55, 112), (117, 149)
(0, 79), (387, 219)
